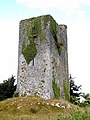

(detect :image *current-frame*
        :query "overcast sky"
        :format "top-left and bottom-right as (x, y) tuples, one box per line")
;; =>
(0, 0), (90, 93)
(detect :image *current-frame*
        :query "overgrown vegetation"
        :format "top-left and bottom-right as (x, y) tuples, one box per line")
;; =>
(0, 96), (90, 120)
(0, 74), (90, 119)
(22, 15), (63, 64)
(52, 79), (60, 99)
(43, 14), (50, 28)
(22, 15), (48, 64)
(57, 110), (90, 120)
(64, 80), (70, 100)
(69, 75), (90, 107)
(0, 75), (16, 101)
(13, 91), (19, 97)
(50, 16), (63, 55)
(22, 17), (40, 64)
(69, 75), (82, 104)
(22, 35), (37, 64)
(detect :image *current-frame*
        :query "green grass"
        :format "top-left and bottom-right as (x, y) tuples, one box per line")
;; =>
(0, 96), (90, 120)
(52, 79), (60, 99)
(64, 80), (70, 100)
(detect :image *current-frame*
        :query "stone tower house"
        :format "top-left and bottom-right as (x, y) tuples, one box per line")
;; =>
(17, 15), (69, 99)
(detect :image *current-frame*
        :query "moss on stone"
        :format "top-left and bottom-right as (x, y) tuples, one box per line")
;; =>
(26, 16), (42, 39)
(50, 16), (63, 55)
(64, 80), (70, 100)
(50, 16), (58, 41)
(52, 79), (60, 99)
(27, 15), (46, 40)
(43, 15), (50, 29)
(22, 15), (48, 64)
(56, 42), (63, 55)
(22, 17), (42, 64)
(22, 15), (63, 64)
(32, 17), (41, 37)
(22, 37), (37, 64)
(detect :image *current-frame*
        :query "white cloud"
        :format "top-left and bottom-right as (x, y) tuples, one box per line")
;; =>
(15, 0), (90, 8)
(16, 0), (65, 9)
(15, 0), (90, 16)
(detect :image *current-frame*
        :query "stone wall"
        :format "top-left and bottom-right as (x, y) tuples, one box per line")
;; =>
(17, 15), (69, 99)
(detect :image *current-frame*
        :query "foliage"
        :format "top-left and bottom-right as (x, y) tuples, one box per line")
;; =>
(69, 75), (82, 104)
(69, 75), (90, 107)
(0, 75), (16, 101)
(22, 15), (48, 64)
(80, 93), (90, 106)
(82, 93), (90, 100)
(70, 110), (90, 120)
(21, 92), (27, 97)
(57, 110), (90, 120)
(22, 15), (63, 64)
(64, 80), (70, 100)
(52, 79), (60, 99)
(70, 96), (81, 105)
(22, 36), (37, 64)
(22, 16), (42, 64)
(43, 14), (50, 28)
(13, 91), (19, 97)
(50, 16), (57, 41)
(50, 16), (62, 55)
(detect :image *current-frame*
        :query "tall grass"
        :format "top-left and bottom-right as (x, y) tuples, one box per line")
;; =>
(57, 110), (90, 120)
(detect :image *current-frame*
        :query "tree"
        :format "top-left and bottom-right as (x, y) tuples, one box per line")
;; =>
(69, 74), (82, 104)
(81, 93), (90, 104)
(0, 75), (16, 101)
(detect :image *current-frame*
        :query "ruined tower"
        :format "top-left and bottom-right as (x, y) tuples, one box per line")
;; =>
(17, 15), (69, 99)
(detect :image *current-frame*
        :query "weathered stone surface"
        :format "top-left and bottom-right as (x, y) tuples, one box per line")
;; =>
(17, 15), (69, 99)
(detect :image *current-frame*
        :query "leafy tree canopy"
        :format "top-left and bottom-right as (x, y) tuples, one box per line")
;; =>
(0, 75), (16, 101)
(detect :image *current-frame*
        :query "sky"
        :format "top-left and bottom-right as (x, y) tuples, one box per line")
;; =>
(0, 0), (90, 93)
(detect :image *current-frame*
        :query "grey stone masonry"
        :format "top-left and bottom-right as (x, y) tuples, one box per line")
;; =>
(17, 15), (69, 100)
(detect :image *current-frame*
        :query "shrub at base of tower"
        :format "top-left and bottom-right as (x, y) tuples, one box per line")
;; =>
(0, 76), (16, 101)
(70, 75), (82, 105)
(52, 79), (60, 99)
(64, 80), (70, 100)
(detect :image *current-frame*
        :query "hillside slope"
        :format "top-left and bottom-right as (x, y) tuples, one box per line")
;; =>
(0, 96), (89, 120)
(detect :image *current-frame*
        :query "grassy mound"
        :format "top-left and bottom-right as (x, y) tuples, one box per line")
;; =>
(0, 96), (90, 120)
